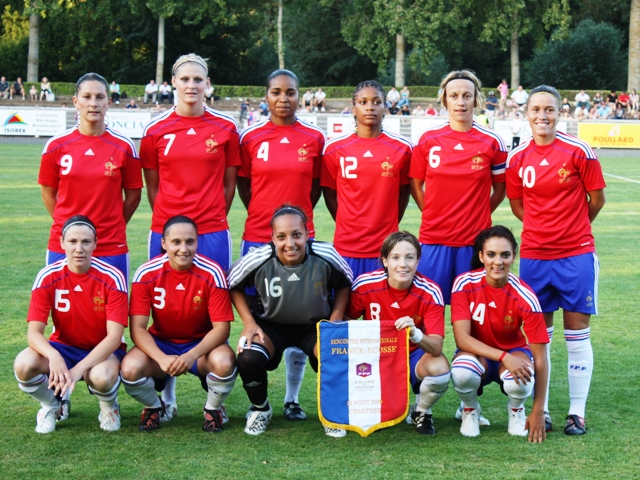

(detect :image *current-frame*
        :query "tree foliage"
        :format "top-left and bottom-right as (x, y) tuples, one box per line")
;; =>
(523, 19), (627, 90)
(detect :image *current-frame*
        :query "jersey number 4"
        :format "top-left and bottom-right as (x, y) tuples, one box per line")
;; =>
(469, 302), (486, 325)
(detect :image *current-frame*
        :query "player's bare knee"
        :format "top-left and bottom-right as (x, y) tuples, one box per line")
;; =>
(13, 348), (42, 380)
(120, 355), (145, 382)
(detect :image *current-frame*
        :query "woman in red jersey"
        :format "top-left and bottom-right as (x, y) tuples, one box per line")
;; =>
(237, 69), (326, 423)
(506, 84), (606, 436)
(14, 216), (128, 434)
(450, 226), (548, 443)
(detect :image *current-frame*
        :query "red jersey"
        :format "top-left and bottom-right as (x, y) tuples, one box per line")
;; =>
(239, 118), (325, 242)
(410, 121), (507, 246)
(347, 269), (445, 353)
(139, 107), (241, 234)
(451, 270), (548, 351)
(39, 126), (142, 256)
(27, 259), (128, 351)
(505, 132), (606, 259)
(130, 254), (233, 344)
(321, 131), (412, 257)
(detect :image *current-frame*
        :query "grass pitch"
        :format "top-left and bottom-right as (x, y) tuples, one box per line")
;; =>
(0, 143), (639, 479)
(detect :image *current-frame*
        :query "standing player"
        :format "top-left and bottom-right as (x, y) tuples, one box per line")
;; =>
(347, 231), (450, 435)
(121, 216), (236, 432)
(506, 85), (606, 435)
(14, 216), (128, 433)
(140, 53), (240, 417)
(238, 69), (326, 423)
(228, 205), (352, 437)
(322, 80), (412, 279)
(409, 70), (506, 422)
(39, 72), (141, 421)
(450, 226), (548, 443)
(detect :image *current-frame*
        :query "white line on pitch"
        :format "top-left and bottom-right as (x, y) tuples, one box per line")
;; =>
(603, 173), (640, 184)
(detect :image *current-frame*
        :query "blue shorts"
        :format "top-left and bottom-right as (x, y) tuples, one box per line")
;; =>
(409, 348), (426, 394)
(152, 336), (202, 377)
(481, 347), (533, 388)
(344, 257), (382, 280)
(50, 341), (126, 370)
(148, 229), (232, 271)
(519, 253), (599, 314)
(47, 251), (129, 284)
(417, 245), (473, 304)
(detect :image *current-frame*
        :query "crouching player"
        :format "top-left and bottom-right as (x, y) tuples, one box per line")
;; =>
(228, 205), (352, 437)
(450, 226), (548, 442)
(14, 216), (128, 433)
(347, 231), (450, 435)
(121, 216), (236, 432)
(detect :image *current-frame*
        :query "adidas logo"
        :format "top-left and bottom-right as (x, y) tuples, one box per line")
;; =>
(74, 285), (82, 292)
(280, 137), (290, 144)
(176, 283), (185, 290)
(391, 302), (400, 309)
(540, 159), (549, 166)
(454, 143), (463, 150)
(187, 128), (196, 135)
(489, 301), (496, 308)
(363, 150), (373, 157)
(85, 148), (94, 156)
(287, 273), (300, 282)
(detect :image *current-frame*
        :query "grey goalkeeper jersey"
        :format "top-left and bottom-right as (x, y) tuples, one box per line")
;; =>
(228, 241), (353, 325)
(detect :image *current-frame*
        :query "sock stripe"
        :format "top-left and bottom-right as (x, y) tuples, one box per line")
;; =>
(207, 367), (238, 383)
(452, 358), (484, 376)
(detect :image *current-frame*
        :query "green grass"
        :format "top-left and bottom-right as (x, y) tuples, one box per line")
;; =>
(0, 143), (639, 479)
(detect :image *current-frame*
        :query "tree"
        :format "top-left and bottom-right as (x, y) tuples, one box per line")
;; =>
(476, 0), (571, 88)
(629, 0), (639, 91)
(277, 0), (284, 69)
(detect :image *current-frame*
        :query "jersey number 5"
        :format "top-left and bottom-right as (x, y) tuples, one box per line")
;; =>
(55, 289), (70, 312)
(340, 156), (358, 178)
(469, 302), (485, 325)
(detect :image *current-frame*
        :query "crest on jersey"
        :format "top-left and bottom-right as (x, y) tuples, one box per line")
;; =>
(471, 155), (486, 170)
(381, 161), (394, 177)
(104, 159), (117, 176)
(298, 147), (309, 162)
(558, 164), (572, 183)
(206, 136), (218, 154)
(502, 313), (515, 331)
(193, 295), (203, 310)
(93, 291), (105, 311)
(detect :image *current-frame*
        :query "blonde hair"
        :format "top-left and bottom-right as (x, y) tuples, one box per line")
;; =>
(172, 54), (209, 76)
(439, 69), (484, 109)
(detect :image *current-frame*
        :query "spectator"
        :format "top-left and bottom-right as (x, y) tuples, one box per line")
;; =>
(302, 90), (314, 111)
(40, 77), (52, 101)
(159, 81), (172, 104)
(630, 89), (639, 113)
(397, 86), (410, 107)
(574, 90), (590, 112)
(0, 76), (8, 99)
(239, 98), (251, 123)
(143, 79), (158, 104)
(204, 85), (215, 106)
(588, 104), (599, 119)
(386, 86), (401, 108)
(574, 106), (587, 120)
(126, 99), (139, 109)
(259, 97), (269, 115)
(607, 90), (617, 112)
(495, 105), (507, 119)
(613, 104), (626, 120)
(597, 102), (611, 119)
(425, 103), (438, 117)
(497, 79), (509, 107)
(30, 84), (38, 101)
(561, 98), (572, 111)
(617, 90), (630, 112)
(511, 111), (522, 149)
(412, 104), (424, 116)
(110, 81), (121, 103)
(560, 104), (572, 119)
(485, 90), (498, 119)
(475, 109), (488, 126)
(400, 104), (411, 123)
(592, 91), (604, 107)
(341, 106), (351, 114)
(510, 85), (529, 109)
(314, 87), (326, 111)
(10, 77), (25, 100)
(388, 102), (399, 115)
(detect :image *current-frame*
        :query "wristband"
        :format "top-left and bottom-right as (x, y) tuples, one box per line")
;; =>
(499, 351), (507, 362)
(409, 329), (424, 344)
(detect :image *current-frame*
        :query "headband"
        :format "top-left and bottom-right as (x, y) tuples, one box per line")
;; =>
(172, 56), (209, 76)
(271, 206), (307, 225)
(62, 221), (96, 237)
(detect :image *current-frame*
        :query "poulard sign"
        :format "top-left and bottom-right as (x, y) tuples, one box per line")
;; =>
(578, 123), (640, 149)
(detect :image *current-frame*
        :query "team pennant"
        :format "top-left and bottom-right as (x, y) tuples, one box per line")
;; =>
(317, 320), (409, 437)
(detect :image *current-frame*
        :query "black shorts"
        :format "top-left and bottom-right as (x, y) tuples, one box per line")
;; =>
(257, 319), (317, 372)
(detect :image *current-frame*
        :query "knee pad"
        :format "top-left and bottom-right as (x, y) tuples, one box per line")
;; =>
(237, 344), (270, 384)
(451, 355), (483, 392)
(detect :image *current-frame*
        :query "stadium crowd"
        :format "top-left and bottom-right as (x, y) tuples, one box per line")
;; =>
(12, 55), (607, 444)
